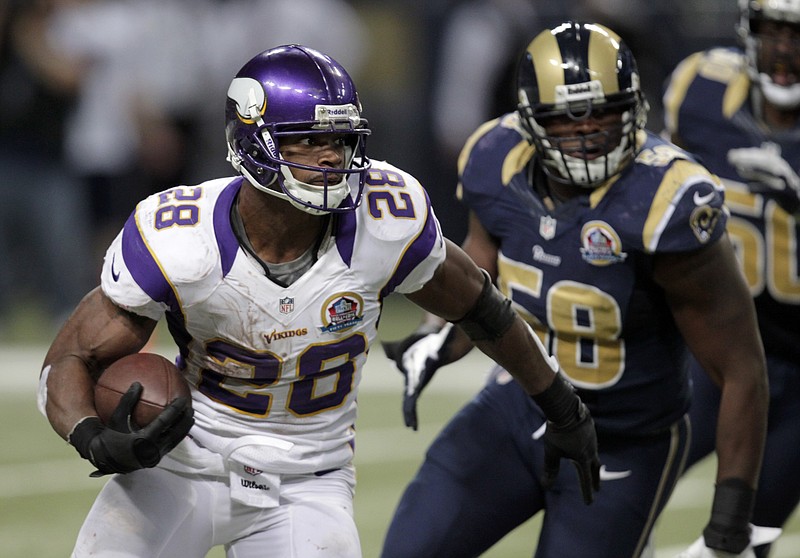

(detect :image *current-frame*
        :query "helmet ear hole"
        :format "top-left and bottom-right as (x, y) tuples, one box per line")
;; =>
(241, 137), (267, 162)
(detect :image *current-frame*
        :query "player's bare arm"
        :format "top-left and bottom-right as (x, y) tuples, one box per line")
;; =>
(380, 216), (503, 430)
(41, 287), (193, 476)
(407, 238), (600, 503)
(461, 212), (500, 279)
(655, 234), (768, 486)
(41, 287), (157, 440)
(427, 211), (511, 364)
(406, 239), (554, 395)
(656, 233), (768, 552)
(385, 213), (497, 364)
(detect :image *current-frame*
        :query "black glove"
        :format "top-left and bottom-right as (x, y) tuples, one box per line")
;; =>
(532, 374), (600, 505)
(69, 382), (194, 476)
(702, 478), (755, 554)
(381, 323), (458, 430)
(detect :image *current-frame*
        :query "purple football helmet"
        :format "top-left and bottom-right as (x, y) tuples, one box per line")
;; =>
(225, 45), (371, 214)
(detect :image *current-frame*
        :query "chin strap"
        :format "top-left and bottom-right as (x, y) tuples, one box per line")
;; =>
(237, 163), (331, 216)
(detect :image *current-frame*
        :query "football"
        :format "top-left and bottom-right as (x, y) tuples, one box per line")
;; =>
(94, 352), (191, 428)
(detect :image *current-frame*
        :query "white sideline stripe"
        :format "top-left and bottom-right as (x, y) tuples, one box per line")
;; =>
(1, 424), (442, 499)
(1, 345), (48, 395)
(0, 458), (107, 498)
(0, 432), (729, 505)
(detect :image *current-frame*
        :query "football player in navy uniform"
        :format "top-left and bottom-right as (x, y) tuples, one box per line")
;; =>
(36, 45), (599, 557)
(380, 22), (768, 558)
(664, 1), (800, 556)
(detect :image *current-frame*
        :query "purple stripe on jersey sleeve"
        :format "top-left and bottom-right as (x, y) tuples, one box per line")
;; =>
(335, 210), (357, 267)
(215, 178), (243, 277)
(122, 212), (179, 313)
(381, 194), (441, 297)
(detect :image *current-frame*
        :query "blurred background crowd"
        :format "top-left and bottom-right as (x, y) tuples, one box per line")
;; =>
(0, 0), (740, 341)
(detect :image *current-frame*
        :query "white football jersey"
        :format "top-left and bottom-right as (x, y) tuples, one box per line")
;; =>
(100, 161), (445, 476)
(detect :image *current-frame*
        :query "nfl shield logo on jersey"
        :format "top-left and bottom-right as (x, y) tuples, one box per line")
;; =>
(279, 297), (294, 314)
(539, 216), (557, 240)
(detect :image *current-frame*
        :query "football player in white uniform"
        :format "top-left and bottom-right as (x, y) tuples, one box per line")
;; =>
(37, 45), (599, 558)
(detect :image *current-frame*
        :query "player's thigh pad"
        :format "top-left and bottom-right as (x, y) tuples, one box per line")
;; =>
(73, 467), (217, 558)
(227, 466), (360, 558)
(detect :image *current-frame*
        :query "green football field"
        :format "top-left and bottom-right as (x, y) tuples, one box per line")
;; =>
(3, 297), (798, 557)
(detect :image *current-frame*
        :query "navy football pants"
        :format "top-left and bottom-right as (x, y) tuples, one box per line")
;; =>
(381, 372), (689, 558)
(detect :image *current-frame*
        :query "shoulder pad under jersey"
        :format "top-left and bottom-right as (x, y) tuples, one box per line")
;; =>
(101, 178), (239, 318)
(457, 113), (534, 201)
(664, 47), (750, 136)
(344, 160), (445, 295)
(611, 135), (727, 253)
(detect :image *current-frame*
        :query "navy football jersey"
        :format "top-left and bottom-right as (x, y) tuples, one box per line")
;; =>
(664, 47), (800, 363)
(458, 113), (726, 434)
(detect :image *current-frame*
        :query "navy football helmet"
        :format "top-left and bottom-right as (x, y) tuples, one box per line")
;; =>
(738, 0), (800, 109)
(225, 45), (371, 214)
(516, 22), (647, 188)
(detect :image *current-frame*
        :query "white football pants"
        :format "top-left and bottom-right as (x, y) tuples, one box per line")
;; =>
(72, 465), (360, 557)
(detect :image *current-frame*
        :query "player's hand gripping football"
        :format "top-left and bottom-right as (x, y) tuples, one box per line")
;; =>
(382, 322), (459, 430)
(533, 374), (601, 505)
(68, 382), (194, 476)
(727, 142), (800, 211)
